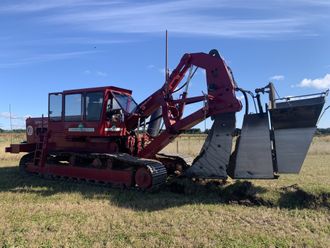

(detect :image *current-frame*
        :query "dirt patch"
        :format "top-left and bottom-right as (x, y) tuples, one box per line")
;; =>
(221, 181), (273, 207)
(279, 184), (330, 209)
(166, 179), (272, 207)
(167, 179), (330, 209)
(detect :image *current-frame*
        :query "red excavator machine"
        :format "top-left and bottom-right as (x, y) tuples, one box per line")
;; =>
(6, 49), (328, 190)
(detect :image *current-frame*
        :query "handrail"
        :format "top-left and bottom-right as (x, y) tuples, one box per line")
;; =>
(275, 89), (329, 102)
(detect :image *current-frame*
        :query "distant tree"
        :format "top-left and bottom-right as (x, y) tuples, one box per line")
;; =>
(316, 128), (330, 135)
(204, 129), (210, 134)
(184, 128), (202, 134)
(12, 129), (26, 133)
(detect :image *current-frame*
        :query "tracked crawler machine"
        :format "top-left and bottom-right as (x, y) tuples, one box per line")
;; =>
(6, 50), (328, 190)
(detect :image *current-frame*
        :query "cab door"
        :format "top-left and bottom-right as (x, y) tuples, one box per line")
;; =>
(63, 91), (105, 137)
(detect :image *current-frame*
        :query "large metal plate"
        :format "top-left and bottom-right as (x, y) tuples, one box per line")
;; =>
(233, 113), (274, 179)
(274, 127), (316, 173)
(185, 112), (236, 179)
(269, 96), (325, 129)
(270, 96), (325, 173)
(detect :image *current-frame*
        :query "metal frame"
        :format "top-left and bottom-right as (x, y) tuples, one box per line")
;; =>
(4, 50), (251, 187)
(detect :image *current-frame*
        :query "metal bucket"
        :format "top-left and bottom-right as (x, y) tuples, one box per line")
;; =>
(230, 93), (326, 178)
(185, 90), (327, 180)
(229, 113), (275, 179)
(269, 95), (325, 173)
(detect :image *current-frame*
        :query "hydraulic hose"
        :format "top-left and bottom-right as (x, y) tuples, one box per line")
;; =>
(236, 88), (249, 116)
(255, 94), (264, 114)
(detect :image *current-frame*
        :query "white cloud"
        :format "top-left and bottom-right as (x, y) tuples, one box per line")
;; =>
(18, 37), (134, 47)
(0, 0), (119, 13)
(0, 112), (31, 129)
(269, 75), (285, 81)
(297, 74), (330, 89)
(84, 70), (108, 77)
(0, 112), (30, 120)
(96, 71), (107, 77)
(147, 64), (155, 69)
(2, 0), (327, 39)
(0, 112), (12, 119)
(0, 50), (99, 68)
(147, 64), (167, 75)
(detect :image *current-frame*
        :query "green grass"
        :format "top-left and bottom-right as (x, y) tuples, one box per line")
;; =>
(0, 134), (329, 247)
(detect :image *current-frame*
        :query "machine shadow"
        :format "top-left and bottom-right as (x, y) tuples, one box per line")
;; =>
(277, 184), (330, 210)
(0, 166), (328, 211)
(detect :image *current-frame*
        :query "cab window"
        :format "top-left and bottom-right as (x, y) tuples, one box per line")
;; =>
(106, 97), (121, 111)
(65, 94), (83, 121)
(49, 93), (62, 121)
(112, 92), (137, 113)
(85, 92), (104, 121)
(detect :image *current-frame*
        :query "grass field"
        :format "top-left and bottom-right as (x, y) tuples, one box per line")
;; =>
(0, 133), (329, 247)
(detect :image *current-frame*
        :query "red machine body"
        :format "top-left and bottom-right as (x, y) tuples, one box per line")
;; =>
(6, 50), (242, 189)
(8, 51), (241, 157)
(6, 49), (327, 189)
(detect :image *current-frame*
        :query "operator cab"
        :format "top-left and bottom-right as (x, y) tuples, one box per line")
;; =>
(48, 86), (137, 137)
(106, 91), (137, 119)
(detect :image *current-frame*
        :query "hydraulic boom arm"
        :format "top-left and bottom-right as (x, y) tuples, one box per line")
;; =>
(127, 50), (242, 158)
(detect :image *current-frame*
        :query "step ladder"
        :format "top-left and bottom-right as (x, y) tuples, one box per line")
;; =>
(33, 130), (49, 167)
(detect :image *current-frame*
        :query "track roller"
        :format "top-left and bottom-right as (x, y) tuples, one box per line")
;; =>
(135, 162), (167, 190)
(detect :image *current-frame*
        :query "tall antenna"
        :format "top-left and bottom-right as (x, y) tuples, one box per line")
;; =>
(9, 104), (13, 143)
(165, 30), (169, 84)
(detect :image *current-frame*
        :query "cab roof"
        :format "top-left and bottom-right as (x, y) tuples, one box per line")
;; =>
(50, 86), (132, 95)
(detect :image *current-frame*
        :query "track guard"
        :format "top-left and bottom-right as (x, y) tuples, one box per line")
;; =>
(185, 112), (236, 179)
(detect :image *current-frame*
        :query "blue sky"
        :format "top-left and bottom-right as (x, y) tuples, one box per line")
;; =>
(0, 0), (329, 129)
